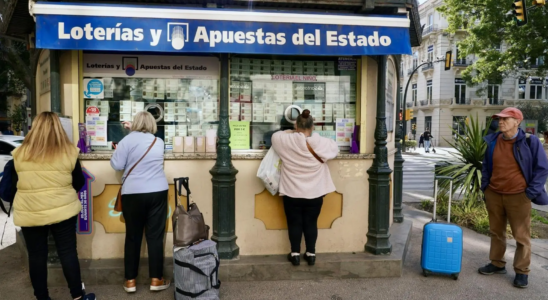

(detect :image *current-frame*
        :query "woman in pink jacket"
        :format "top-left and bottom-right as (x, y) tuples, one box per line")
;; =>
(271, 109), (340, 266)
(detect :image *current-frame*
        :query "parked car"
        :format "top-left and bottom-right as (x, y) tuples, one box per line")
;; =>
(0, 136), (24, 175)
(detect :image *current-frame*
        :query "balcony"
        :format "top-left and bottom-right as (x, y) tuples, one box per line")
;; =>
(408, 67), (419, 76)
(419, 99), (430, 106)
(421, 63), (434, 72)
(487, 98), (501, 105)
(452, 98), (471, 105)
(406, 102), (413, 108)
(453, 59), (471, 67)
(422, 25), (439, 36)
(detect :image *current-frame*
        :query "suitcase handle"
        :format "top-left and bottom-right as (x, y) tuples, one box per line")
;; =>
(174, 177), (191, 209)
(433, 177), (453, 223)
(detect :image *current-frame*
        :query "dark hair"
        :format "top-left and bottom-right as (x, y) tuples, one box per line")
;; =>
(544, 131), (548, 136)
(296, 109), (314, 130)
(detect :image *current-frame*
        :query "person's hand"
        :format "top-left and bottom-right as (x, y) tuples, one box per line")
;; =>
(122, 121), (132, 130)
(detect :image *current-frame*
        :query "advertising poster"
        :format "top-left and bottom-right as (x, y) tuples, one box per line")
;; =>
(85, 116), (108, 146)
(229, 121), (250, 150)
(83, 78), (104, 99)
(77, 168), (95, 234)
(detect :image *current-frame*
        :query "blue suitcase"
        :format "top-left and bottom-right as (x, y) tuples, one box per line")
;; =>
(421, 178), (463, 280)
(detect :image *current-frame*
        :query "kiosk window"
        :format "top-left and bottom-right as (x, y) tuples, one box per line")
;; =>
(229, 56), (358, 151)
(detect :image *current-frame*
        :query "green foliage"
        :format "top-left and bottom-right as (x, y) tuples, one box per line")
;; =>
(437, 0), (548, 86)
(8, 104), (26, 132)
(436, 114), (489, 203)
(516, 101), (548, 133)
(405, 140), (417, 148)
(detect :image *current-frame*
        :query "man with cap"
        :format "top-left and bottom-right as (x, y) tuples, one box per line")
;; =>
(479, 107), (548, 288)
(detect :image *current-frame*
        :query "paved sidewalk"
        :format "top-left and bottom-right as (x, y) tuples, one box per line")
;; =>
(2, 205), (548, 299)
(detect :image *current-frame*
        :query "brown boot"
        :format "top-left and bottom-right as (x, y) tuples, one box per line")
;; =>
(150, 278), (170, 291)
(123, 279), (136, 293)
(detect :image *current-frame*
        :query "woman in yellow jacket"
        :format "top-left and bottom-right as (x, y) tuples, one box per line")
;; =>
(11, 112), (95, 300)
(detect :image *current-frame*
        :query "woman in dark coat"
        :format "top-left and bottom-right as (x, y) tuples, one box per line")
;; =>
(418, 134), (424, 148)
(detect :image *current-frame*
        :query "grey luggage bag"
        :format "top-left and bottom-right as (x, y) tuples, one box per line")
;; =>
(174, 240), (220, 300)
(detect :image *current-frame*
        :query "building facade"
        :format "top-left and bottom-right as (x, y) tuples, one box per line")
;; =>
(401, 0), (548, 146)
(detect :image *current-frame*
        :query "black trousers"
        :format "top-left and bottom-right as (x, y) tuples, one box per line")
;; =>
(283, 196), (324, 254)
(21, 216), (83, 300)
(122, 190), (168, 280)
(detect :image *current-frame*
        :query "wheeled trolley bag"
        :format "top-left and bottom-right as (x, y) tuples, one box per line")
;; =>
(421, 177), (463, 280)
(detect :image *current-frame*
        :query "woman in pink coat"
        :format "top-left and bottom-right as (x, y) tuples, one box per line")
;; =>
(271, 109), (340, 266)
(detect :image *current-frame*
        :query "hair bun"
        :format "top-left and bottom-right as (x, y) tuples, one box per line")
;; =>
(301, 109), (311, 119)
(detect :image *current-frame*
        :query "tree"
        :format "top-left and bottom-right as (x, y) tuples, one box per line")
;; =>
(516, 101), (548, 133)
(438, 1), (548, 86)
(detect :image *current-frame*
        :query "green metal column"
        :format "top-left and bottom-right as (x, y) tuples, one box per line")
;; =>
(50, 50), (61, 114)
(393, 57), (404, 223)
(365, 56), (393, 255)
(210, 53), (240, 259)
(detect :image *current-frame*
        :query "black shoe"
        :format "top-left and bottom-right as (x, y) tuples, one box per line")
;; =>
(287, 253), (300, 266)
(514, 274), (528, 288)
(303, 253), (316, 266)
(478, 263), (507, 275)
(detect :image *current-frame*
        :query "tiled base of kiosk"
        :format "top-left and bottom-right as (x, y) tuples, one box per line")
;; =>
(15, 221), (411, 285)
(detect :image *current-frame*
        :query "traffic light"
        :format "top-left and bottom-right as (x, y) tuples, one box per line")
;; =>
(399, 110), (403, 121)
(533, 0), (546, 6)
(444, 51), (452, 71)
(512, 0), (528, 26)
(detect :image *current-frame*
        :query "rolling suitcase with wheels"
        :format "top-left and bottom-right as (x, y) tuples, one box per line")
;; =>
(421, 177), (463, 280)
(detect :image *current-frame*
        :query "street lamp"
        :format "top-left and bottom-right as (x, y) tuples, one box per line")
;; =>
(401, 56), (448, 151)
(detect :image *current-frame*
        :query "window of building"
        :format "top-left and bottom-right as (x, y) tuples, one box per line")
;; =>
(534, 57), (544, 67)
(411, 117), (417, 137)
(487, 83), (500, 105)
(453, 116), (467, 137)
(455, 47), (466, 65)
(230, 56), (357, 150)
(518, 78), (526, 99)
(385, 59), (396, 132)
(82, 53), (220, 148)
(530, 78), (543, 99)
(454, 78), (467, 104)
(412, 83), (418, 105)
(427, 45), (434, 62)
(427, 14), (433, 31)
(425, 116), (432, 132)
(413, 52), (419, 69)
(426, 80), (433, 103)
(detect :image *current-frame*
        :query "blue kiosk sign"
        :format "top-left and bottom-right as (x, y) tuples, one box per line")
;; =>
(32, 3), (412, 56)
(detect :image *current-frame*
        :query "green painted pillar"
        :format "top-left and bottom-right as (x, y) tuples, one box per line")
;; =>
(210, 53), (240, 259)
(50, 50), (61, 114)
(393, 57), (404, 223)
(365, 55), (393, 255)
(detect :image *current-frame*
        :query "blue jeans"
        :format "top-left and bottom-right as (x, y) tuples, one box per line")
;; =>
(425, 140), (431, 152)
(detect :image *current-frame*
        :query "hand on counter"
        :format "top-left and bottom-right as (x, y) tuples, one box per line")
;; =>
(122, 121), (132, 130)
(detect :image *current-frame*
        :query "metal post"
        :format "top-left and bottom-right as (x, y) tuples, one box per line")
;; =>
(402, 60), (443, 150)
(366, 56), (393, 255)
(50, 50), (61, 113)
(393, 57), (404, 223)
(209, 53), (240, 259)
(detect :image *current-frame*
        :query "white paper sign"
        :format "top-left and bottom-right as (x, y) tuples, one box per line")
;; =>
(85, 116), (108, 146)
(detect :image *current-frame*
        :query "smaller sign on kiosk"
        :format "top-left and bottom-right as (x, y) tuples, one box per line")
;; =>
(77, 168), (95, 234)
(86, 106), (100, 116)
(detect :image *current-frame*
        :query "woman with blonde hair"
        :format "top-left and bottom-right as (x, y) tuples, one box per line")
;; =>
(111, 111), (170, 293)
(11, 112), (95, 300)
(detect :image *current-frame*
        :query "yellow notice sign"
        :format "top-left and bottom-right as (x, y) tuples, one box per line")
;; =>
(229, 121), (250, 150)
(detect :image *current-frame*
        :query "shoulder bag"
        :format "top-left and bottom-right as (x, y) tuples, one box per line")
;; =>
(306, 141), (324, 164)
(114, 137), (157, 212)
